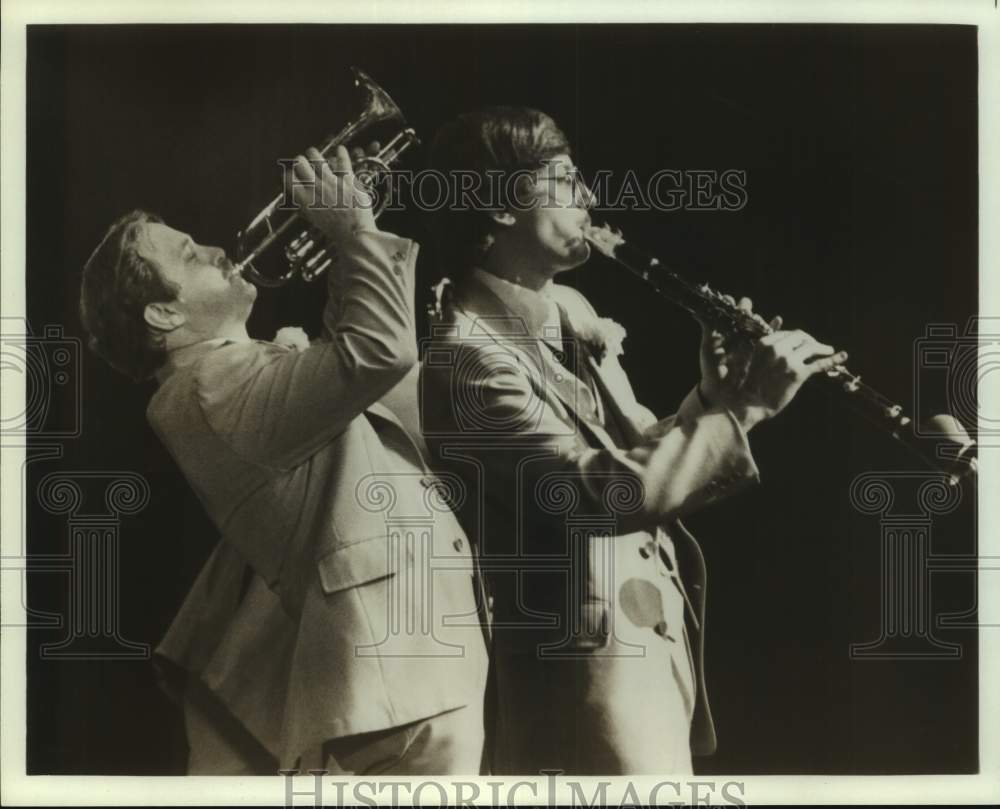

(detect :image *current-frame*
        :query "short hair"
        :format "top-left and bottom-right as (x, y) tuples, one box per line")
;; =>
(79, 209), (179, 381)
(426, 107), (571, 276)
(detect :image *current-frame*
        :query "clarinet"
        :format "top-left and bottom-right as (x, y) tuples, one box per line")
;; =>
(584, 223), (978, 486)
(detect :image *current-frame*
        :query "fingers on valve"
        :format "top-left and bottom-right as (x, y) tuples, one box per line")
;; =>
(333, 144), (353, 175)
(293, 153), (317, 181)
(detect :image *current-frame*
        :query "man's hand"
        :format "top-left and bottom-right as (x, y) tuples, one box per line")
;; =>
(697, 297), (848, 431)
(698, 296), (773, 405)
(725, 328), (848, 431)
(287, 145), (377, 242)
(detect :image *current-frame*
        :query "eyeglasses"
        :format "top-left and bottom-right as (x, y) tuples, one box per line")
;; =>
(532, 162), (596, 209)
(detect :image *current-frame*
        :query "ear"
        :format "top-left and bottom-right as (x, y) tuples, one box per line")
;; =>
(143, 301), (185, 333)
(489, 210), (517, 227)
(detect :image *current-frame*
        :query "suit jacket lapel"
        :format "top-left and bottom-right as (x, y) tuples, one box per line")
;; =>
(453, 277), (618, 452)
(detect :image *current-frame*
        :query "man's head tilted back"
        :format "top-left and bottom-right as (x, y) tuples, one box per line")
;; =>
(80, 210), (256, 381)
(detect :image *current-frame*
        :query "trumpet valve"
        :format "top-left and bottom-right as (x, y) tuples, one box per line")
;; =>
(301, 248), (334, 282)
(286, 229), (314, 259)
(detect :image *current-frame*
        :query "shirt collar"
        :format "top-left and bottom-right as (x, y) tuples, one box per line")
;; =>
(470, 267), (563, 344)
(155, 337), (233, 384)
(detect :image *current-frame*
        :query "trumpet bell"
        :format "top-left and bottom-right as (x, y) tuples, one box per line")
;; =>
(235, 67), (417, 288)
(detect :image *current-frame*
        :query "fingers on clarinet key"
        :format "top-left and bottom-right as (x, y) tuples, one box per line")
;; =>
(811, 351), (849, 374)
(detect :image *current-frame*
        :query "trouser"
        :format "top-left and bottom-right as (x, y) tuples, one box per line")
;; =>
(491, 653), (693, 775)
(319, 703), (485, 775)
(184, 693), (484, 775)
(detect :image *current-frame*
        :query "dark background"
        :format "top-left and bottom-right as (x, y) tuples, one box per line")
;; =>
(25, 24), (978, 774)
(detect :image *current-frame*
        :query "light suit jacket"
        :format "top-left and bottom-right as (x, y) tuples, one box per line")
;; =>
(148, 231), (488, 769)
(420, 270), (760, 766)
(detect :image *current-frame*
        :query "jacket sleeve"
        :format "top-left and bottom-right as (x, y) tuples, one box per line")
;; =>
(421, 338), (759, 536)
(194, 230), (418, 470)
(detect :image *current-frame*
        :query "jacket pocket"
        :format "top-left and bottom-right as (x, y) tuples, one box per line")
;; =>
(316, 534), (399, 594)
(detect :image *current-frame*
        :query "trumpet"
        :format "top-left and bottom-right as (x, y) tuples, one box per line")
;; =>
(584, 223), (978, 486)
(234, 67), (419, 287)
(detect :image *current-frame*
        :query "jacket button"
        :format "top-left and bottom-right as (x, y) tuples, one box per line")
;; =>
(654, 621), (676, 642)
(452, 538), (464, 552)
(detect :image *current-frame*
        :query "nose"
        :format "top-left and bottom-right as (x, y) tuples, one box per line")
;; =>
(573, 176), (596, 211)
(206, 245), (228, 267)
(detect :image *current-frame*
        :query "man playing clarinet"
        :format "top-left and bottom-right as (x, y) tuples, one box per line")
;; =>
(421, 107), (848, 774)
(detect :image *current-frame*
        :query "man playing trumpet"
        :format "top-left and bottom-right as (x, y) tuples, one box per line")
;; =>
(79, 146), (488, 774)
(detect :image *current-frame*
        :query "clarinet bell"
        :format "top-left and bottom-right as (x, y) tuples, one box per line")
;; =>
(917, 413), (978, 485)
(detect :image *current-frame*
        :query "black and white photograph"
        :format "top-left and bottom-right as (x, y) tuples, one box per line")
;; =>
(2, 0), (997, 805)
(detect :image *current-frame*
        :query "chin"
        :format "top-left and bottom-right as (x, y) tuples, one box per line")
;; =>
(238, 293), (257, 320)
(558, 240), (591, 271)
